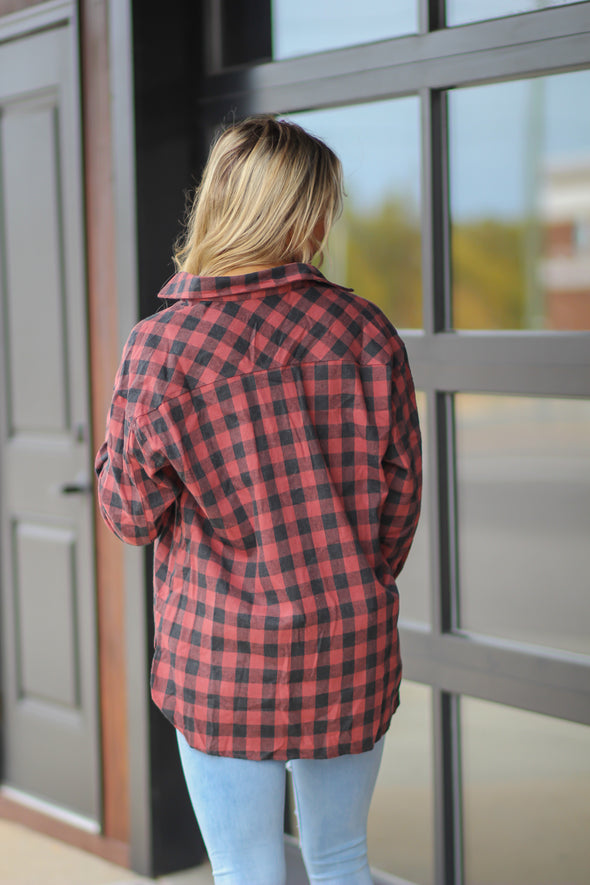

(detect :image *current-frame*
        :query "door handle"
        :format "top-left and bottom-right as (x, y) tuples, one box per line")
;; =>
(60, 482), (93, 495)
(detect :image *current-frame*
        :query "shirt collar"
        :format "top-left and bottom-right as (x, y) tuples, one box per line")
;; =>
(158, 262), (350, 301)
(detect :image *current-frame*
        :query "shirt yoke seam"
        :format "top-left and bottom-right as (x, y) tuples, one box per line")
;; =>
(131, 356), (394, 426)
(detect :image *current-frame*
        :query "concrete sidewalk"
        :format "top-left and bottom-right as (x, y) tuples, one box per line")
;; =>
(0, 818), (409, 885)
(0, 820), (316, 885)
(0, 819), (214, 885)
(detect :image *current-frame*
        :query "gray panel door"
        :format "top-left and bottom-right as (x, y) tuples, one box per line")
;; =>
(0, 26), (100, 823)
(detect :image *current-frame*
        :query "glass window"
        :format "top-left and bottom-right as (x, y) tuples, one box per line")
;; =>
(447, 0), (578, 26)
(272, 0), (417, 60)
(455, 394), (590, 656)
(398, 392), (430, 625)
(368, 682), (434, 884)
(461, 697), (590, 885)
(288, 98), (422, 329)
(449, 70), (590, 330)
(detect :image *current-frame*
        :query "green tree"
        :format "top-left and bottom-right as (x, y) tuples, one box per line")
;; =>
(452, 219), (526, 329)
(325, 196), (422, 329)
(323, 196), (527, 332)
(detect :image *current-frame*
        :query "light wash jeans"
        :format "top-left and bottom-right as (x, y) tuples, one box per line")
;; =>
(176, 730), (385, 885)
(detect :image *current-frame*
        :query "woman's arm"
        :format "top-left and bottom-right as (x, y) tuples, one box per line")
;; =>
(95, 345), (181, 546)
(380, 349), (423, 578)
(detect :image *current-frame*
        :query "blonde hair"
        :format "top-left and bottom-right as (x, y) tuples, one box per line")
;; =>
(173, 115), (343, 276)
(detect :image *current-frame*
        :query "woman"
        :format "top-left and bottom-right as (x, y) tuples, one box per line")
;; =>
(96, 116), (422, 885)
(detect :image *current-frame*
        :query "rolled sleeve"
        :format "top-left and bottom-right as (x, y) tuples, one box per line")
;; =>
(95, 397), (180, 546)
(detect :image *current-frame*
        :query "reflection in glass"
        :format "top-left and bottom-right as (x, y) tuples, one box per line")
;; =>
(462, 697), (590, 885)
(288, 98), (422, 328)
(449, 70), (590, 330)
(448, 0), (577, 26)
(398, 392), (430, 624)
(455, 395), (590, 655)
(272, 0), (417, 59)
(368, 682), (434, 885)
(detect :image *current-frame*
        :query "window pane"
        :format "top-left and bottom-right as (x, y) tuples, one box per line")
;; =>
(398, 392), (430, 624)
(449, 70), (590, 330)
(368, 682), (434, 885)
(288, 98), (422, 329)
(462, 697), (590, 885)
(272, 0), (417, 59)
(448, 0), (578, 26)
(455, 395), (590, 655)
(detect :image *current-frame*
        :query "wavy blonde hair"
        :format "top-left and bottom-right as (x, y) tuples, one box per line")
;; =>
(173, 115), (343, 276)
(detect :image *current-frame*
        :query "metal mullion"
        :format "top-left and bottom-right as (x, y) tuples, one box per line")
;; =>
(424, 70), (460, 872)
(420, 89), (451, 335)
(440, 392), (460, 634)
(419, 0), (446, 32)
(433, 690), (463, 885)
(408, 331), (590, 365)
(418, 0), (430, 34)
(433, 0), (446, 30)
(202, 3), (590, 92)
(197, 5), (590, 113)
(401, 629), (590, 725)
(198, 43), (589, 116)
(420, 77), (454, 626)
(226, 35), (590, 115)
(428, 385), (462, 884)
(405, 333), (590, 397)
(419, 87), (436, 338)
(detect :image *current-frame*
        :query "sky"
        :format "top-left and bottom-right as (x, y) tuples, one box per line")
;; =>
(272, 0), (416, 58)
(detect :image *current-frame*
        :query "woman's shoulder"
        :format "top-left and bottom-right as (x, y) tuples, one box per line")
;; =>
(123, 300), (191, 355)
(315, 274), (406, 360)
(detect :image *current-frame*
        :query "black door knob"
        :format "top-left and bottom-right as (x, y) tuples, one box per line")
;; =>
(60, 482), (92, 495)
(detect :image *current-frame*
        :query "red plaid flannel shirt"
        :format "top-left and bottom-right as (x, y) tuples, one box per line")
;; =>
(96, 263), (421, 760)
